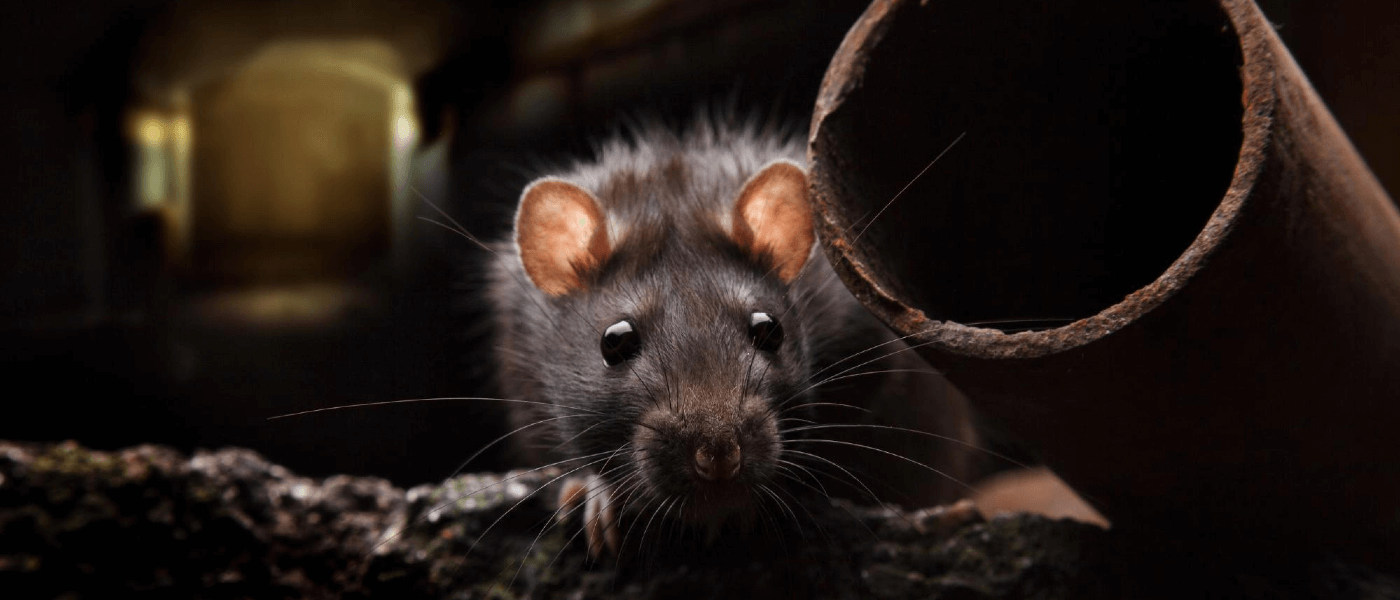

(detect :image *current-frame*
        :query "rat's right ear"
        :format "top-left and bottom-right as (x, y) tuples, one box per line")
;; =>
(515, 179), (611, 296)
(731, 160), (814, 283)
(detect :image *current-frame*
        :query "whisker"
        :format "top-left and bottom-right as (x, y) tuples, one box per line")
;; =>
(539, 467), (646, 576)
(660, 493), (684, 547)
(410, 189), (581, 347)
(410, 187), (494, 253)
(781, 454), (905, 505)
(508, 461), (638, 591)
(627, 361), (665, 412)
(266, 396), (599, 421)
(782, 449), (885, 508)
(637, 495), (676, 573)
(445, 414), (593, 483)
(774, 461), (829, 499)
(549, 416), (629, 454)
(752, 490), (784, 552)
(789, 438), (977, 494)
(781, 423), (1027, 468)
(455, 452), (621, 583)
(963, 316), (1077, 328)
(851, 131), (966, 244)
(800, 329), (931, 389)
(759, 483), (803, 539)
(773, 336), (948, 413)
(368, 449), (612, 558)
(772, 463), (880, 540)
(783, 451), (925, 531)
(743, 256), (824, 404)
(778, 401), (872, 416)
(415, 215), (473, 242)
(798, 368), (945, 392)
(611, 483), (661, 568)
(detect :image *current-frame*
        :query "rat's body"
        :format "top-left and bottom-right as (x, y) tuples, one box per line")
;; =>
(488, 120), (978, 551)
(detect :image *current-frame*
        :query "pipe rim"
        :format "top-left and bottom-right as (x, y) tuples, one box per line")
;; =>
(808, 0), (1275, 360)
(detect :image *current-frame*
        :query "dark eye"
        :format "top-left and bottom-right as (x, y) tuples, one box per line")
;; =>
(749, 312), (784, 353)
(601, 320), (641, 366)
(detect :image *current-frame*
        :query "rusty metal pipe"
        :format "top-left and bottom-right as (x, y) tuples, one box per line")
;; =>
(810, 0), (1400, 562)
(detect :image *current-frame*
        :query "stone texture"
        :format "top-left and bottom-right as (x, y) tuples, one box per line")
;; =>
(1, 440), (1395, 599)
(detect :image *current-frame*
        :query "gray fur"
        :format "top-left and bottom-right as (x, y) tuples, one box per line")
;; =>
(488, 120), (977, 534)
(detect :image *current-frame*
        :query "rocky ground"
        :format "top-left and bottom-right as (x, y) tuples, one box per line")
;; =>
(1, 440), (1396, 599)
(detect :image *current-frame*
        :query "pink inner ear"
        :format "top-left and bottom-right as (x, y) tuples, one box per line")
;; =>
(515, 179), (610, 296)
(734, 161), (814, 282)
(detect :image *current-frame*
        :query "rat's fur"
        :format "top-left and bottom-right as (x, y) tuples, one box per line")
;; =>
(489, 118), (978, 541)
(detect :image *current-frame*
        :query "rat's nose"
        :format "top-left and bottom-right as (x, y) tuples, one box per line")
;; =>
(694, 441), (742, 481)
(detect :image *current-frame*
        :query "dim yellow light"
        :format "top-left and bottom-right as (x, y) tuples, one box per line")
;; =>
(190, 283), (370, 327)
(169, 116), (191, 147)
(137, 117), (166, 146)
(393, 114), (417, 149)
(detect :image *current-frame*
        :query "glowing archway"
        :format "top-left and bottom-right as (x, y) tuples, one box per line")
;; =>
(172, 39), (419, 281)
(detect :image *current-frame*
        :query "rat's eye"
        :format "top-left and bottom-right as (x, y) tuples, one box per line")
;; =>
(749, 312), (784, 353)
(601, 320), (641, 366)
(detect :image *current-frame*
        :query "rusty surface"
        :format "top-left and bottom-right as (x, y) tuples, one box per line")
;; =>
(809, 0), (1400, 566)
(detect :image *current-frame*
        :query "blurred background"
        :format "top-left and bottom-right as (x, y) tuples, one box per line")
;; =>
(0, 0), (1395, 486)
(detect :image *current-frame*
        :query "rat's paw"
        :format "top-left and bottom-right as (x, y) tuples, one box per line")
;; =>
(557, 474), (620, 558)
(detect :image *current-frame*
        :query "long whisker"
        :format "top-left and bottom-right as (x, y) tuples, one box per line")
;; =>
(458, 453), (619, 573)
(782, 454), (908, 506)
(410, 190), (578, 347)
(769, 480), (832, 544)
(266, 396), (599, 421)
(501, 477), (614, 596)
(800, 329), (932, 389)
(542, 469), (644, 575)
(743, 249), (828, 404)
(613, 485), (663, 566)
(659, 493), (684, 546)
(778, 401), (872, 415)
(533, 461), (647, 578)
(775, 460), (830, 500)
(798, 368), (944, 392)
(636, 495), (676, 573)
(789, 438), (977, 494)
(549, 416), (629, 454)
(444, 414), (594, 484)
(851, 131), (966, 244)
(782, 423), (1026, 468)
(368, 449), (611, 558)
(772, 463), (880, 540)
(782, 448), (884, 509)
(410, 187), (495, 253)
(773, 336), (947, 413)
(627, 361), (665, 412)
(783, 451), (927, 532)
(759, 483), (803, 538)
(505, 449), (635, 591)
(752, 490), (784, 552)
(964, 316), (1077, 328)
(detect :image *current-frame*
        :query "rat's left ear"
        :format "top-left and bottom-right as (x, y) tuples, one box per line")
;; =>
(515, 179), (611, 296)
(731, 160), (814, 282)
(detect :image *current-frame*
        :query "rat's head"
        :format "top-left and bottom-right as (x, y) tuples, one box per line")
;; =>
(511, 158), (817, 530)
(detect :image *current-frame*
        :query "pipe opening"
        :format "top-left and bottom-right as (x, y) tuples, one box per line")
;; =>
(816, 0), (1244, 331)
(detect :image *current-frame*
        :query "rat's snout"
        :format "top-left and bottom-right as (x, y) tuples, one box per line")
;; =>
(694, 440), (741, 481)
(633, 390), (780, 512)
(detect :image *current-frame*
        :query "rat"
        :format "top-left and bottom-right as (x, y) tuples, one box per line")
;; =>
(487, 118), (981, 556)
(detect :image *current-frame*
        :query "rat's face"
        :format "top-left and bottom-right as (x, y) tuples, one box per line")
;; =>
(561, 255), (811, 529)
(510, 158), (818, 532)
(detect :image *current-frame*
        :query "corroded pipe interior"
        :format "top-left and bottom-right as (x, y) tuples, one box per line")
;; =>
(819, 0), (1243, 329)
